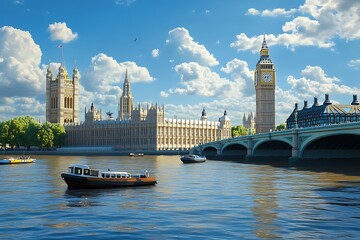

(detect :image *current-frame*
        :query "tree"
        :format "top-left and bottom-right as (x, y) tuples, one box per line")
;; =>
(25, 120), (41, 150)
(37, 122), (54, 149)
(50, 123), (67, 147)
(232, 125), (250, 137)
(276, 123), (286, 131)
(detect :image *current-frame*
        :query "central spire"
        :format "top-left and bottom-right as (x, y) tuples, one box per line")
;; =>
(262, 35), (268, 49)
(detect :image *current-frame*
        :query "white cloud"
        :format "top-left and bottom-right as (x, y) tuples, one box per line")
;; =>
(160, 91), (169, 98)
(48, 22), (78, 43)
(162, 59), (254, 101)
(166, 27), (219, 67)
(115, 0), (135, 6)
(152, 49), (159, 58)
(348, 59), (360, 70)
(246, 8), (260, 15)
(235, 0), (360, 52)
(0, 26), (46, 121)
(79, 53), (154, 112)
(171, 62), (231, 97)
(286, 65), (358, 100)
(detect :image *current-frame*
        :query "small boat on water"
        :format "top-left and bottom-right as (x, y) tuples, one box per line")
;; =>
(0, 156), (36, 164)
(180, 154), (206, 163)
(61, 164), (157, 189)
(129, 152), (144, 157)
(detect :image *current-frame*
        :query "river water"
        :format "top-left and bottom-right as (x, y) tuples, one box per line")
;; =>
(0, 155), (359, 239)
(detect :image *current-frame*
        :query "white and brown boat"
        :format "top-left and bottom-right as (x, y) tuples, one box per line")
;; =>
(61, 164), (157, 189)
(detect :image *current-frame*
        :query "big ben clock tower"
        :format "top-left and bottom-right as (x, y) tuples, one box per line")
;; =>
(254, 36), (275, 133)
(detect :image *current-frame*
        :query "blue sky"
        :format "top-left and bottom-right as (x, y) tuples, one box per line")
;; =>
(0, 0), (359, 125)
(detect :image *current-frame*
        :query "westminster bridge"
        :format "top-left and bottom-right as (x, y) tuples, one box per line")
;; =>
(191, 122), (360, 163)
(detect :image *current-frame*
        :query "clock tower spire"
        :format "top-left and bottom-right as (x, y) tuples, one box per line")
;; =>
(254, 35), (276, 133)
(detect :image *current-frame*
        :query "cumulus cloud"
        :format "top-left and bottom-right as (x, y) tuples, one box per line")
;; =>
(48, 22), (78, 43)
(115, 0), (136, 6)
(234, 0), (360, 52)
(152, 49), (159, 58)
(246, 8), (260, 15)
(166, 27), (219, 67)
(80, 53), (154, 109)
(170, 62), (230, 97)
(286, 65), (358, 99)
(161, 58), (254, 102)
(247, 8), (297, 17)
(348, 59), (360, 70)
(0, 26), (46, 121)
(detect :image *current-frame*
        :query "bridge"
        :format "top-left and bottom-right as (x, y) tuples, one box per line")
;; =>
(191, 122), (360, 164)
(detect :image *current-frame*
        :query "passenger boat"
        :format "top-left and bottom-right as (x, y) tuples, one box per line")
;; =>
(180, 154), (206, 163)
(0, 156), (36, 164)
(129, 152), (144, 157)
(61, 164), (157, 189)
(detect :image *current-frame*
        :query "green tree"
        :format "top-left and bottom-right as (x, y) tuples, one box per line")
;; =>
(25, 120), (41, 150)
(37, 122), (54, 149)
(276, 123), (286, 131)
(232, 125), (250, 137)
(50, 123), (67, 147)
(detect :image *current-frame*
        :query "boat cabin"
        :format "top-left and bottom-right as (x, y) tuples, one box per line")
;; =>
(67, 164), (132, 178)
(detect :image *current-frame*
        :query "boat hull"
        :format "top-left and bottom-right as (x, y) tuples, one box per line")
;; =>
(181, 158), (206, 164)
(180, 155), (206, 163)
(61, 173), (157, 189)
(0, 158), (36, 164)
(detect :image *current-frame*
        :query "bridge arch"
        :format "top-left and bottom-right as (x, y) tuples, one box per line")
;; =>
(202, 146), (218, 157)
(252, 139), (292, 159)
(221, 143), (247, 159)
(300, 133), (360, 159)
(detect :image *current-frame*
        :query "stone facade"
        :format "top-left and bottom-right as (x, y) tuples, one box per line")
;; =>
(62, 72), (232, 151)
(46, 65), (79, 124)
(254, 36), (276, 133)
(286, 94), (360, 129)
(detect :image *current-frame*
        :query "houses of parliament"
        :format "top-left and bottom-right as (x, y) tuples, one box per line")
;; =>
(45, 37), (276, 151)
(46, 68), (232, 151)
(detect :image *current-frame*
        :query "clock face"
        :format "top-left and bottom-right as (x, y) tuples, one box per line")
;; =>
(262, 72), (272, 83)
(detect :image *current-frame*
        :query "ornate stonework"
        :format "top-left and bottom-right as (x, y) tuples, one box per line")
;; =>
(254, 36), (276, 133)
(46, 65), (79, 124)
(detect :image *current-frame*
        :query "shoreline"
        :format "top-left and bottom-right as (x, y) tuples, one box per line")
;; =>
(0, 149), (189, 156)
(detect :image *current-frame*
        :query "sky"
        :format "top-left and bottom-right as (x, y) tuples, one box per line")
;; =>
(0, 0), (360, 126)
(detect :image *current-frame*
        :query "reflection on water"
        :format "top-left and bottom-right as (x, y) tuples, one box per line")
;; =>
(250, 166), (280, 239)
(0, 155), (359, 239)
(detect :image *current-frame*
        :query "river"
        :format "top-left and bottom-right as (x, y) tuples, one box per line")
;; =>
(1, 155), (359, 239)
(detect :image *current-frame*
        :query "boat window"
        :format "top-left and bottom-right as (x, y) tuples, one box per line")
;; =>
(68, 167), (74, 174)
(101, 173), (105, 177)
(117, 174), (121, 178)
(75, 167), (82, 175)
(90, 170), (99, 177)
(111, 174), (115, 178)
(105, 173), (110, 178)
(84, 169), (90, 175)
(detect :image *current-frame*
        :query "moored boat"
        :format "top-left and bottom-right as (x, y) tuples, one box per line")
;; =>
(61, 164), (157, 189)
(180, 154), (206, 163)
(0, 156), (36, 164)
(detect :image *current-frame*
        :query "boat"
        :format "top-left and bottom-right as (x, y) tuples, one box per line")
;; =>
(61, 164), (157, 189)
(129, 152), (144, 157)
(0, 156), (36, 164)
(180, 154), (206, 163)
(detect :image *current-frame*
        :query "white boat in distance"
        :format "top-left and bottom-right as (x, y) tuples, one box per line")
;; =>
(180, 154), (206, 164)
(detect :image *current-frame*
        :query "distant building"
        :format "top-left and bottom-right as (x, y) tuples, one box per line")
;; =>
(286, 94), (360, 129)
(61, 71), (232, 151)
(243, 112), (255, 130)
(46, 65), (79, 124)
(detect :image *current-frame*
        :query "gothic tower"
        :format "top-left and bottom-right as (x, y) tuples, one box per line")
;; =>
(118, 69), (134, 120)
(46, 65), (79, 124)
(254, 36), (276, 133)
